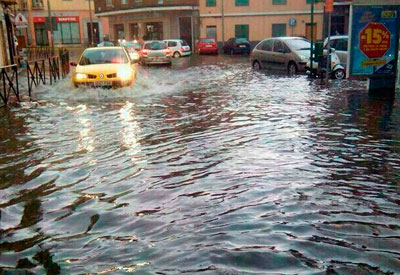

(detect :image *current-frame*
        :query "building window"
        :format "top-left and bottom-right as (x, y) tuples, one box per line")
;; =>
(272, 24), (286, 37)
(272, 0), (286, 4)
(121, 0), (127, 4)
(235, 25), (249, 40)
(235, 0), (248, 6)
(206, 0), (216, 7)
(158, 0), (163, 4)
(106, 0), (112, 6)
(53, 21), (81, 44)
(34, 22), (49, 45)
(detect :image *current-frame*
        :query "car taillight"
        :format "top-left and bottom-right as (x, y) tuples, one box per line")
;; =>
(141, 49), (148, 56)
(180, 47), (184, 52)
(164, 49), (171, 56)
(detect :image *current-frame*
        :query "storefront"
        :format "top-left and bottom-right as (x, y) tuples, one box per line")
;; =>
(54, 16), (80, 44)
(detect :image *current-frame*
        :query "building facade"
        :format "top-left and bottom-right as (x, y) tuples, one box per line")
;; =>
(199, 0), (325, 44)
(94, 0), (199, 47)
(14, 0), (109, 47)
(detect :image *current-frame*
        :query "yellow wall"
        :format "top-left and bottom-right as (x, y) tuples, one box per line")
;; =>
(200, 0), (324, 42)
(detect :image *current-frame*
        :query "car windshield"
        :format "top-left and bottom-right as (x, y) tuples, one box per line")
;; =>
(236, 38), (248, 43)
(181, 40), (189, 46)
(201, 39), (215, 43)
(79, 49), (128, 65)
(285, 39), (311, 51)
(144, 42), (167, 50)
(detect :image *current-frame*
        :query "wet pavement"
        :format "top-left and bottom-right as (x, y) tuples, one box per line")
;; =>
(1, 55), (400, 274)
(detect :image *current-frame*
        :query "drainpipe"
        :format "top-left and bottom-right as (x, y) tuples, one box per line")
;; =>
(191, 5), (194, 50)
(88, 0), (94, 46)
(221, 0), (224, 43)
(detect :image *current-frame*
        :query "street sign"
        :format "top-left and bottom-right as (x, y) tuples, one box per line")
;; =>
(14, 13), (28, 29)
(325, 0), (334, 13)
(349, 5), (400, 76)
(359, 23), (391, 58)
(289, 18), (297, 27)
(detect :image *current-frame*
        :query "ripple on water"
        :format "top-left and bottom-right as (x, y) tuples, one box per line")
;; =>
(0, 57), (400, 274)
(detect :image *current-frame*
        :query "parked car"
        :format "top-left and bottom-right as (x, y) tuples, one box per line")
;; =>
(223, 38), (251, 55)
(140, 41), (172, 66)
(195, 38), (218, 55)
(305, 49), (346, 79)
(164, 39), (191, 58)
(251, 37), (311, 74)
(324, 35), (348, 67)
(71, 47), (137, 88)
(97, 41), (114, 47)
(121, 41), (141, 62)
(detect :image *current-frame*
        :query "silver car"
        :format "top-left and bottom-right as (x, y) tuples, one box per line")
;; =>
(251, 37), (311, 74)
(140, 41), (172, 66)
(324, 35), (348, 67)
(164, 39), (191, 58)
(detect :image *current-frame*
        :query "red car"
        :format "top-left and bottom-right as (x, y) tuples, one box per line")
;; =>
(195, 38), (219, 55)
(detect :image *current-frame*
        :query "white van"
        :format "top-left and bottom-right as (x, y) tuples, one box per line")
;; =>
(163, 39), (191, 58)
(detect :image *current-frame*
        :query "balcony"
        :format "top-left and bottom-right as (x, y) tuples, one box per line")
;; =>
(95, 0), (198, 15)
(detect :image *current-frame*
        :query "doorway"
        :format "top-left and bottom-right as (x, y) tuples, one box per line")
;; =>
(87, 22), (100, 45)
(206, 26), (217, 40)
(179, 17), (192, 48)
(306, 23), (317, 42)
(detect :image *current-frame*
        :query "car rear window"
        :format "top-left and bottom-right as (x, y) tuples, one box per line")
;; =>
(144, 42), (167, 50)
(235, 38), (248, 43)
(201, 38), (215, 43)
(181, 40), (189, 46)
(285, 39), (311, 51)
(79, 49), (128, 65)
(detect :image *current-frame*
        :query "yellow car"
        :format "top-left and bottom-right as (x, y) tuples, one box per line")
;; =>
(71, 47), (137, 88)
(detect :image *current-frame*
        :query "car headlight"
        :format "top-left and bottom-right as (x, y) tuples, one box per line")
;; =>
(75, 73), (87, 80)
(130, 52), (139, 59)
(117, 67), (132, 80)
(299, 55), (308, 61)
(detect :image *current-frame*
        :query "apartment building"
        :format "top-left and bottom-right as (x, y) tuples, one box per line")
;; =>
(200, 0), (325, 44)
(14, 0), (109, 46)
(94, 0), (199, 47)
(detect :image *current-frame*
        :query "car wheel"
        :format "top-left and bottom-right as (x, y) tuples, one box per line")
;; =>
(288, 62), (298, 75)
(252, 61), (261, 70)
(173, 51), (181, 58)
(334, 69), (345, 80)
(230, 49), (234, 55)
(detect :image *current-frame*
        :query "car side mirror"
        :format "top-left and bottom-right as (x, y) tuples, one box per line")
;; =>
(70, 62), (77, 66)
(329, 48), (336, 53)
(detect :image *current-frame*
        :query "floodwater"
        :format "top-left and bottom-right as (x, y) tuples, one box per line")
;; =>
(1, 55), (400, 274)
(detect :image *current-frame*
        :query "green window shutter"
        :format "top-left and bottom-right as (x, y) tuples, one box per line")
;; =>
(235, 25), (249, 40)
(206, 0), (216, 7)
(272, 24), (286, 37)
(235, 0), (248, 6)
(273, 0), (286, 4)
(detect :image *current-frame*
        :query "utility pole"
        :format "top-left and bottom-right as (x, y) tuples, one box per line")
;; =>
(47, 0), (54, 54)
(221, 0), (224, 43)
(191, 5), (194, 51)
(88, 0), (94, 46)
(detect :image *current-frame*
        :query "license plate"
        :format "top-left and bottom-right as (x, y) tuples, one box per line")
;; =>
(206, 45), (212, 48)
(95, 81), (111, 87)
(240, 45), (246, 48)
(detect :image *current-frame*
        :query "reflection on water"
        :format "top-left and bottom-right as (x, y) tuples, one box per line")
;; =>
(1, 56), (400, 274)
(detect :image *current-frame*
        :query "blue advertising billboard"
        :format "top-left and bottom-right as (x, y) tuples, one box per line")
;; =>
(349, 5), (400, 76)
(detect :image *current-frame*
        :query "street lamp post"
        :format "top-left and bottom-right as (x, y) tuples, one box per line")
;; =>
(47, 0), (54, 54)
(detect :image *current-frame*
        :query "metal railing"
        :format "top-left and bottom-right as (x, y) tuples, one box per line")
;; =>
(1, 48), (70, 107)
(0, 64), (20, 106)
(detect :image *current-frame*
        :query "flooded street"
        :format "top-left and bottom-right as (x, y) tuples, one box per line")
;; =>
(1, 55), (400, 274)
